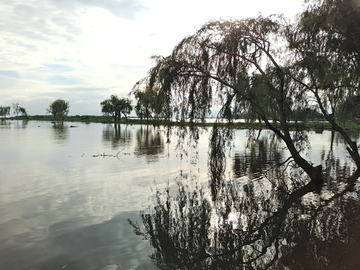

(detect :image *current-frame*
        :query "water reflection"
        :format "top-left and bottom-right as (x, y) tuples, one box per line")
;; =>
(0, 212), (155, 270)
(332, 129), (360, 145)
(130, 171), (360, 269)
(134, 125), (164, 162)
(12, 120), (29, 129)
(0, 119), (11, 128)
(129, 128), (360, 269)
(51, 122), (69, 143)
(233, 134), (283, 180)
(102, 124), (132, 149)
(208, 126), (233, 201)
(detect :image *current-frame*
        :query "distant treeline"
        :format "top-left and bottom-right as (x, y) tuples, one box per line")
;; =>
(7, 113), (360, 131)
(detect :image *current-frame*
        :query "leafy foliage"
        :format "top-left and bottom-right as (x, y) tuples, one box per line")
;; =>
(12, 103), (20, 116)
(135, 3), (360, 180)
(131, 87), (164, 121)
(337, 95), (360, 123)
(46, 99), (69, 121)
(100, 95), (132, 122)
(19, 107), (27, 117)
(13, 103), (28, 118)
(289, 0), (360, 121)
(0, 106), (11, 118)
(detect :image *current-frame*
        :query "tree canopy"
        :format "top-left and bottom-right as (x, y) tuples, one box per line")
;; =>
(134, 0), (360, 183)
(12, 103), (20, 117)
(130, 87), (165, 121)
(0, 106), (11, 119)
(13, 103), (28, 118)
(46, 99), (69, 121)
(100, 95), (132, 122)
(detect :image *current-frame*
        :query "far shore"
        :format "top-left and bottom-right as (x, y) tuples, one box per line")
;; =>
(4, 115), (360, 131)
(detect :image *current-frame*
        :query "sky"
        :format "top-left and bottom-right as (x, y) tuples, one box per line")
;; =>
(0, 0), (305, 116)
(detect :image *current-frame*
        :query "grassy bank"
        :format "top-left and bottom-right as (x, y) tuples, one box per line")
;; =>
(6, 115), (360, 131)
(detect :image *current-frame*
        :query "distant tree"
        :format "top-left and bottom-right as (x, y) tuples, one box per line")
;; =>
(100, 95), (132, 122)
(130, 87), (164, 121)
(12, 103), (28, 118)
(0, 106), (11, 119)
(12, 103), (20, 116)
(117, 97), (132, 121)
(131, 88), (153, 121)
(100, 99), (115, 121)
(19, 106), (28, 118)
(46, 99), (69, 120)
(291, 108), (324, 122)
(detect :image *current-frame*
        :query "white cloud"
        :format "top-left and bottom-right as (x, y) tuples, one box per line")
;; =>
(0, 0), (304, 116)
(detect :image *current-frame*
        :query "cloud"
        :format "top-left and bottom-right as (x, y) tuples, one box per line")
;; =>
(82, 0), (148, 20)
(0, 70), (20, 78)
(47, 75), (83, 85)
(7, 3), (79, 43)
(0, 0), (306, 117)
(44, 0), (148, 20)
(0, 1), (81, 57)
(42, 64), (75, 73)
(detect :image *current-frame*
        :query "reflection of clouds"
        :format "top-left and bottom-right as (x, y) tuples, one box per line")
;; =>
(210, 212), (248, 232)
(0, 212), (155, 269)
(0, 121), (176, 269)
(5, 121), (359, 269)
(0, 122), (189, 235)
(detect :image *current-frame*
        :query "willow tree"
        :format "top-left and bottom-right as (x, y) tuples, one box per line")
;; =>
(288, 0), (360, 167)
(131, 87), (162, 121)
(101, 95), (132, 122)
(135, 11), (360, 184)
(13, 103), (28, 118)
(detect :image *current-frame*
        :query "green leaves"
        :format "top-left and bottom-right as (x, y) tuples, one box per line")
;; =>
(135, 14), (294, 125)
(0, 106), (11, 118)
(100, 95), (132, 122)
(131, 87), (165, 120)
(46, 99), (69, 121)
(133, 4), (360, 169)
(290, 0), (360, 123)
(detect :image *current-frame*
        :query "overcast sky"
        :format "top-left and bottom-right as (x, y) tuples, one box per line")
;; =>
(0, 0), (305, 116)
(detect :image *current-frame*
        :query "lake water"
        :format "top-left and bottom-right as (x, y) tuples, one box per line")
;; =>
(1, 120), (359, 269)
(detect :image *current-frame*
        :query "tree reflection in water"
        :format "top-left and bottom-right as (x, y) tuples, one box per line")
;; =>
(134, 125), (165, 162)
(102, 124), (132, 149)
(52, 122), (69, 142)
(129, 126), (360, 269)
(232, 131), (283, 181)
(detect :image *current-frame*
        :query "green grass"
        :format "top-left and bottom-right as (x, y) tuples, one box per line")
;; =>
(6, 115), (360, 131)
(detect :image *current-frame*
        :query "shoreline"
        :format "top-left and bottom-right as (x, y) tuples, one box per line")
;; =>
(3, 115), (360, 131)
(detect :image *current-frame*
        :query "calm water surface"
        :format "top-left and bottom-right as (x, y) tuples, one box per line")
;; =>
(0, 120), (359, 269)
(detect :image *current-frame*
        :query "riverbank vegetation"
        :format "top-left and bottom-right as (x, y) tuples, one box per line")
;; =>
(6, 114), (360, 131)
(130, 0), (360, 185)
